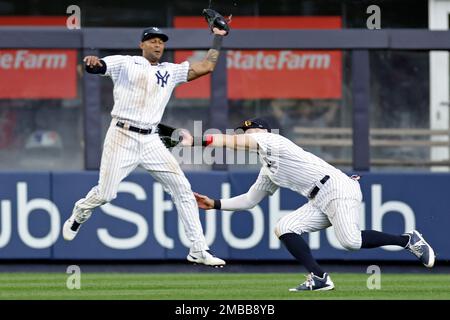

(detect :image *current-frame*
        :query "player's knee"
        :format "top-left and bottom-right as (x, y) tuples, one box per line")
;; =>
(274, 220), (293, 238)
(339, 234), (362, 251)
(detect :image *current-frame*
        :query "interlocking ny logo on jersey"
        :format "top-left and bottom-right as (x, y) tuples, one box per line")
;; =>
(156, 70), (170, 88)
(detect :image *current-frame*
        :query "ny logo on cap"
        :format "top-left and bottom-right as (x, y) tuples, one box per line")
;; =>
(156, 70), (170, 88)
(152, 27), (159, 31)
(244, 120), (252, 127)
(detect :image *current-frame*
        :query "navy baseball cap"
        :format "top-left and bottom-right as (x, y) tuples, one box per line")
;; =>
(235, 118), (271, 132)
(141, 27), (169, 42)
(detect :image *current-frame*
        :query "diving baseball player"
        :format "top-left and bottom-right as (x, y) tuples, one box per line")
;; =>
(193, 118), (436, 290)
(62, 14), (230, 267)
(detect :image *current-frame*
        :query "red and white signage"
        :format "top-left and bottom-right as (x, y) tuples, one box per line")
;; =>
(0, 16), (77, 99)
(0, 49), (77, 99)
(174, 16), (342, 99)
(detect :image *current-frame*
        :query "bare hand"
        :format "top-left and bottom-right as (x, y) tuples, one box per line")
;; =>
(178, 129), (193, 147)
(212, 27), (227, 36)
(83, 56), (103, 67)
(194, 192), (214, 210)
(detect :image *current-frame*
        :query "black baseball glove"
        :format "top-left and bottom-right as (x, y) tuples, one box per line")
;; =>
(158, 123), (193, 148)
(158, 123), (182, 148)
(160, 135), (182, 148)
(202, 8), (230, 35)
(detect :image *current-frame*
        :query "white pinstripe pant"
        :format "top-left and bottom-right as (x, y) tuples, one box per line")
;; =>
(275, 198), (362, 250)
(73, 120), (208, 252)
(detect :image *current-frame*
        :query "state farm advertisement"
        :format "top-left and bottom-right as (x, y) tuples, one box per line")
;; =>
(0, 49), (77, 99)
(174, 16), (342, 99)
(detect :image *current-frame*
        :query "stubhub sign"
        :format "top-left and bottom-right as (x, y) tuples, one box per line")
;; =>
(0, 171), (448, 261)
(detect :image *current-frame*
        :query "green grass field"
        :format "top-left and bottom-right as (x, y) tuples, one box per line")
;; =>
(0, 273), (449, 300)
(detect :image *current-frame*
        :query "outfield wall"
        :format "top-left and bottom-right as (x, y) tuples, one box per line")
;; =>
(0, 171), (447, 261)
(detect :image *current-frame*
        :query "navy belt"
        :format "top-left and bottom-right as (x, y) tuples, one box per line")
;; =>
(116, 121), (157, 135)
(308, 175), (330, 199)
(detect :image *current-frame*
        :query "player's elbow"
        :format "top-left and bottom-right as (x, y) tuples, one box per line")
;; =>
(244, 196), (261, 209)
(247, 202), (258, 209)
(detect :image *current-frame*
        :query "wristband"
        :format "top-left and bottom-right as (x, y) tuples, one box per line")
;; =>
(85, 60), (106, 74)
(202, 135), (213, 146)
(212, 35), (223, 51)
(213, 199), (221, 210)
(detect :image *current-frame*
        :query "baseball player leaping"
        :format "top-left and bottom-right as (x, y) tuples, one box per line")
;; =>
(193, 118), (436, 290)
(62, 22), (229, 267)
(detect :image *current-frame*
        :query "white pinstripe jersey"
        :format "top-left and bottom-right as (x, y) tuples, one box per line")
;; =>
(102, 55), (189, 128)
(248, 132), (362, 207)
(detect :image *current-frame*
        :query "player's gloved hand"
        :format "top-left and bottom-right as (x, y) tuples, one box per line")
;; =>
(159, 125), (193, 149)
(193, 192), (214, 210)
(160, 135), (181, 149)
(202, 8), (231, 36)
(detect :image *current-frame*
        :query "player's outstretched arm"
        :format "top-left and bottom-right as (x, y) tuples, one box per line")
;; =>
(194, 187), (269, 211)
(187, 28), (227, 81)
(186, 133), (258, 151)
(199, 134), (259, 152)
